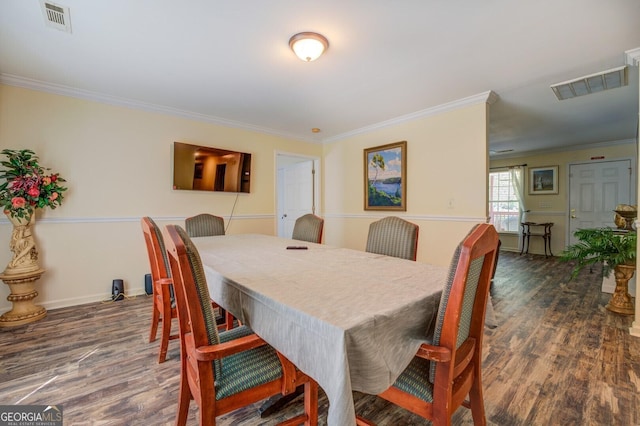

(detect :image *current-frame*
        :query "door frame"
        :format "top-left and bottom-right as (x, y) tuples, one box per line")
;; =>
(566, 156), (637, 246)
(275, 151), (321, 237)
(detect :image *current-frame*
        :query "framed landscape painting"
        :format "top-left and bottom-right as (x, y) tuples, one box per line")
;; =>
(529, 166), (558, 195)
(364, 141), (407, 211)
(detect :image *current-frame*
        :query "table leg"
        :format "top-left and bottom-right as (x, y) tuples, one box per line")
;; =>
(258, 384), (304, 418)
(543, 236), (548, 257)
(521, 234), (530, 255)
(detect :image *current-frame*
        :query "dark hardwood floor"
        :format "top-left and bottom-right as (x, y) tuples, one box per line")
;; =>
(0, 251), (638, 425)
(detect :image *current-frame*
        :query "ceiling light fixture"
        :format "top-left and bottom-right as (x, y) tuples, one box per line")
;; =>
(289, 32), (329, 62)
(551, 65), (628, 101)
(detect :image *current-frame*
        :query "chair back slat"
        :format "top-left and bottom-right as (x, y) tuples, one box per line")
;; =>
(292, 214), (324, 243)
(185, 213), (225, 237)
(366, 216), (419, 261)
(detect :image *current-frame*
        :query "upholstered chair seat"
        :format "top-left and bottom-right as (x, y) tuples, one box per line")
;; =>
(214, 328), (283, 400)
(392, 356), (435, 402)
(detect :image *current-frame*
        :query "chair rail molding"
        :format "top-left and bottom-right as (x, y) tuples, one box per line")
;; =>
(0, 214), (273, 225)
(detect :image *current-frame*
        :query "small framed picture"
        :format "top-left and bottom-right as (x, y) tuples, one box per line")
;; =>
(364, 141), (407, 211)
(529, 166), (558, 195)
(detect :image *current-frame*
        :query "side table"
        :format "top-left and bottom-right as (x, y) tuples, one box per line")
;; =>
(520, 222), (554, 257)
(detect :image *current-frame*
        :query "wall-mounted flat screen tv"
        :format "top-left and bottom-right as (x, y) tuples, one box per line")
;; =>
(173, 142), (251, 193)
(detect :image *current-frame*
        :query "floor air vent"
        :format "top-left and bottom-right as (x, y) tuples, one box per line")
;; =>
(40, 1), (71, 33)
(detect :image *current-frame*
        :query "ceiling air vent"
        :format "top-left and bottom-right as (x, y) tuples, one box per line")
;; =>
(551, 66), (628, 101)
(40, 1), (71, 33)
(489, 149), (514, 155)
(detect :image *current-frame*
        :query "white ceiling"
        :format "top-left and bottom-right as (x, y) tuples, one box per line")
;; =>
(1, 0), (639, 157)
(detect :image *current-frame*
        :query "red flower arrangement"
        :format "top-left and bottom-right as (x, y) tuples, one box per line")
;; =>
(0, 149), (67, 219)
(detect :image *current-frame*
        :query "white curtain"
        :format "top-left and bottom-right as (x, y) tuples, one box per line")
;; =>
(509, 167), (527, 242)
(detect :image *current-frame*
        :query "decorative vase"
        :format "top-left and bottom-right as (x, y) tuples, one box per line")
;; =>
(0, 212), (46, 326)
(614, 209), (637, 232)
(4, 212), (40, 275)
(606, 263), (636, 315)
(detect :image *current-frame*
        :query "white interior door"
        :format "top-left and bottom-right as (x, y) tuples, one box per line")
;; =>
(276, 157), (317, 238)
(568, 159), (633, 245)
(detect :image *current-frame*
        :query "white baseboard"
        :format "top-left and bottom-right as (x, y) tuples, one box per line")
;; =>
(0, 288), (149, 313)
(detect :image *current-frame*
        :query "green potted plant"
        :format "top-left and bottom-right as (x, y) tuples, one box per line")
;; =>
(559, 227), (636, 315)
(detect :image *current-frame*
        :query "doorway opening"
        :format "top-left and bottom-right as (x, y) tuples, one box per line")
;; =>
(276, 153), (321, 238)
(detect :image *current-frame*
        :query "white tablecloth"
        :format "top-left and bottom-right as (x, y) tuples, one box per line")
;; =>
(193, 234), (447, 426)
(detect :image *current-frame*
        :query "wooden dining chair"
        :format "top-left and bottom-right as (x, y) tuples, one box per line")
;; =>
(141, 216), (179, 363)
(142, 217), (232, 363)
(185, 213), (225, 237)
(185, 212), (237, 330)
(292, 214), (324, 244)
(365, 216), (419, 261)
(164, 224), (318, 426)
(356, 223), (499, 426)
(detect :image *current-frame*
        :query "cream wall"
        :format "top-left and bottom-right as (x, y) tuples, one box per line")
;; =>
(490, 143), (636, 255)
(322, 101), (490, 267)
(0, 84), (492, 312)
(0, 84), (322, 311)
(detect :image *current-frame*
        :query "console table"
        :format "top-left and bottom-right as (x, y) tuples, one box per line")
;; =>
(520, 222), (554, 257)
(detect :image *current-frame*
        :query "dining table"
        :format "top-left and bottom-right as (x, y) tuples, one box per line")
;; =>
(192, 234), (449, 426)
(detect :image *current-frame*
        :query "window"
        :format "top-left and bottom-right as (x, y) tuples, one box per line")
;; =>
(489, 169), (523, 233)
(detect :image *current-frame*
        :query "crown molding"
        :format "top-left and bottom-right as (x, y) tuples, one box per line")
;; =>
(625, 47), (640, 66)
(0, 73), (498, 146)
(0, 73), (319, 144)
(322, 90), (499, 144)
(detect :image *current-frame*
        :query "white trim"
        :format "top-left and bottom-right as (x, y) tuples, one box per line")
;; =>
(323, 90), (498, 144)
(0, 288), (150, 313)
(274, 151), (322, 237)
(625, 47), (640, 66)
(0, 73), (498, 146)
(0, 73), (318, 144)
(525, 211), (565, 216)
(323, 213), (487, 222)
(0, 214), (274, 225)
(0, 212), (487, 224)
